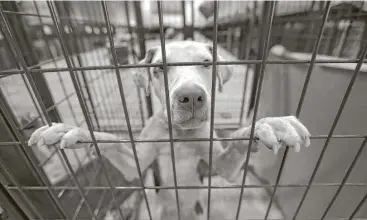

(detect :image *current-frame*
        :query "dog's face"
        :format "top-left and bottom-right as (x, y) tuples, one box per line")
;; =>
(132, 41), (232, 130)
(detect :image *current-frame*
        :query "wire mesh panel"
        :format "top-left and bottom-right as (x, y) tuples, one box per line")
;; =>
(0, 1), (148, 219)
(0, 1), (367, 220)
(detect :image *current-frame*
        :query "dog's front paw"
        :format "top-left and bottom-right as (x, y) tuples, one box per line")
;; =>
(28, 123), (91, 149)
(245, 116), (311, 155)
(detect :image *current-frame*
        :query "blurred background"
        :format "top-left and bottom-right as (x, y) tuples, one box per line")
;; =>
(0, 1), (367, 220)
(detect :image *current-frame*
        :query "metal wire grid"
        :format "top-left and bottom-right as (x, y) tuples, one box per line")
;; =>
(0, 1), (147, 219)
(0, 1), (367, 220)
(1, 1), (146, 132)
(198, 1), (367, 120)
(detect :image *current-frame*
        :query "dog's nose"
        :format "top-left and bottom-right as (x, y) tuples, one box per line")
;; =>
(175, 84), (206, 110)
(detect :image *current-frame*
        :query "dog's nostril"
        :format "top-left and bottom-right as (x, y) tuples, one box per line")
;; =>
(197, 96), (204, 102)
(179, 97), (190, 103)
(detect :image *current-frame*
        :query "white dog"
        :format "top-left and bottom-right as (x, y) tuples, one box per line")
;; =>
(28, 41), (310, 220)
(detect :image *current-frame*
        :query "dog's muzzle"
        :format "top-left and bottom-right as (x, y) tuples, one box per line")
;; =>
(171, 83), (208, 129)
(173, 84), (206, 111)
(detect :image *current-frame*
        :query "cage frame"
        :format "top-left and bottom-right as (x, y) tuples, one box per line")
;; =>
(0, 1), (367, 220)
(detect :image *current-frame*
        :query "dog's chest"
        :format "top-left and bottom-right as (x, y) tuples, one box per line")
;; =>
(157, 142), (202, 184)
(158, 141), (198, 158)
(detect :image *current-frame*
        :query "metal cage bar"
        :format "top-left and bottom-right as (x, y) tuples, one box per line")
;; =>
(134, 1), (154, 119)
(32, 2), (79, 126)
(1, 1), (367, 219)
(1, 133), (367, 147)
(238, 16), (255, 126)
(93, 2), (124, 132)
(2, 10), (119, 27)
(3, 4), (103, 199)
(0, 3), (73, 183)
(293, 26), (367, 219)
(0, 5), (72, 219)
(0, 150), (44, 219)
(71, 166), (103, 220)
(0, 27), (45, 126)
(264, 2), (332, 220)
(46, 1), (128, 220)
(349, 190), (367, 220)
(191, 0), (195, 41)
(32, 1), (92, 190)
(45, 3), (104, 219)
(157, 1), (181, 219)
(123, 1), (146, 128)
(101, 1), (153, 220)
(0, 92), (68, 219)
(0, 181), (29, 220)
(86, 2), (121, 132)
(56, 1), (101, 130)
(1, 1), (62, 123)
(15, 218), (367, 220)
(5, 181), (367, 191)
(319, 136), (367, 219)
(57, 0), (104, 172)
(293, 30), (367, 220)
(296, 1), (332, 116)
(2, 58), (367, 76)
(235, 2), (276, 219)
(206, 1), (219, 219)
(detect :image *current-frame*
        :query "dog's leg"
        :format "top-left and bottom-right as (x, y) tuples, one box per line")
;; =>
(197, 116), (310, 183)
(27, 116), (166, 182)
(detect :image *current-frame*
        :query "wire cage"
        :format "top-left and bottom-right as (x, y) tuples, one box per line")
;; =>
(0, 1), (367, 220)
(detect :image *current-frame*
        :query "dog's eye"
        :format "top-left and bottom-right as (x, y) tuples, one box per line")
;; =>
(203, 59), (211, 68)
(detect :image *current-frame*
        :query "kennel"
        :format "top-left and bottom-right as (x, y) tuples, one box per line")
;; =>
(0, 1), (367, 220)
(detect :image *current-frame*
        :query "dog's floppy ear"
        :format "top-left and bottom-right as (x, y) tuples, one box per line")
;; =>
(205, 44), (233, 92)
(132, 47), (158, 96)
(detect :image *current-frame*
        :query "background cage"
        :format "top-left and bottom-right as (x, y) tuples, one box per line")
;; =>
(0, 1), (367, 220)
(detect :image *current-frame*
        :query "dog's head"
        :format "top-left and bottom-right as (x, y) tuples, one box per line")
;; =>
(132, 41), (233, 130)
